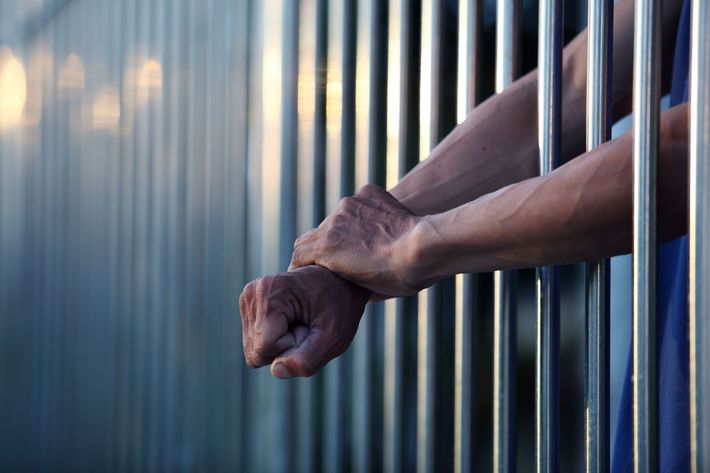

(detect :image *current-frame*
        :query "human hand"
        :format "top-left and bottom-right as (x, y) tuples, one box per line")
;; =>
(239, 265), (369, 378)
(289, 184), (423, 297)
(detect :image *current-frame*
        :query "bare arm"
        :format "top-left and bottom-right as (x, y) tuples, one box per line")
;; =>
(240, 0), (687, 377)
(291, 103), (688, 296)
(390, 0), (683, 216)
(401, 103), (688, 286)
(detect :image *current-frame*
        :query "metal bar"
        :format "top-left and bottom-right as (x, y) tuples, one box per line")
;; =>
(493, 0), (517, 471)
(584, 0), (612, 470)
(323, 1), (354, 471)
(417, 1), (458, 471)
(385, 1), (420, 470)
(689, 0), (710, 471)
(631, 0), (660, 470)
(493, 271), (516, 472)
(382, 0), (400, 465)
(535, 0), (562, 470)
(294, 1), (320, 471)
(417, 2), (435, 469)
(353, 0), (387, 471)
(454, 1), (480, 472)
(454, 273), (476, 473)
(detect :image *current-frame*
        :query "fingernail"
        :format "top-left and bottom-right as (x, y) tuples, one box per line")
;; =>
(272, 362), (292, 379)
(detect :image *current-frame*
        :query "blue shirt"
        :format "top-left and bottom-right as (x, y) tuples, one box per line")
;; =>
(611, 1), (691, 471)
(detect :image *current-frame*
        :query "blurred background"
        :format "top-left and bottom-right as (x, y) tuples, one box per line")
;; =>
(0, 0), (633, 471)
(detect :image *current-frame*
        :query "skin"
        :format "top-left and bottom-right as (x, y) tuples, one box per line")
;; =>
(240, 265), (368, 378)
(240, 0), (686, 378)
(291, 103), (689, 296)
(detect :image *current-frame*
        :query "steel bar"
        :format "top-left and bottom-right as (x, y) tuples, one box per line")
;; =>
(689, 0), (710, 471)
(294, 1), (320, 471)
(493, 270), (516, 472)
(323, 1), (355, 471)
(535, 0), (562, 469)
(383, 1), (402, 471)
(384, 1), (420, 470)
(352, 0), (385, 470)
(454, 1), (481, 472)
(417, 1), (436, 470)
(584, 0), (612, 470)
(417, 1), (458, 471)
(454, 274), (476, 473)
(631, 0), (661, 470)
(493, 0), (517, 471)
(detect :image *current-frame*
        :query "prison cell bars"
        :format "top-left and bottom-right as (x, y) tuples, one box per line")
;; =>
(631, 0), (661, 470)
(689, 0), (710, 472)
(493, 0), (518, 471)
(536, 0), (563, 470)
(584, 0), (612, 470)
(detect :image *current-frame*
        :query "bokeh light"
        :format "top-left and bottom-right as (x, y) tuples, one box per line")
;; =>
(0, 48), (27, 130)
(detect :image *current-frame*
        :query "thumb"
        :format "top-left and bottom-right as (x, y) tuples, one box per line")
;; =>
(270, 329), (330, 379)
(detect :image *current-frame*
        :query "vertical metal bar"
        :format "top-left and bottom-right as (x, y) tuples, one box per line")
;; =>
(385, 1), (420, 471)
(384, 1), (401, 471)
(495, 0), (516, 93)
(353, 0), (387, 471)
(295, 1), (320, 471)
(418, 2), (457, 471)
(493, 0), (517, 471)
(631, 0), (660, 470)
(689, 0), (710, 471)
(493, 271), (516, 472)
(418, 2), (436, 471)
(323, 1), (355, 471)
(585, 0), (612, 470)
(454, 274), (476, 473)
(454, 1), (480, 472)
(536, 0), (562, 470)
(417, 0), (438, 473)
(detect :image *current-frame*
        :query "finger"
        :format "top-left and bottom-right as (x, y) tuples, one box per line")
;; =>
(239, 284), (256, 367)
(289, 230), (321, 271)
(249, 329), (298, 368)
(356, 183), (384, 198)
(289, 244), (318, 271)
(249, 311), (294, 367)
(270, 330), (331, 379)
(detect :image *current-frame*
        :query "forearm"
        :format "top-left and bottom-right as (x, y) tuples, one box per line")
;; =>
(406, 103), (688, 283)
(389, 0), (682, 217)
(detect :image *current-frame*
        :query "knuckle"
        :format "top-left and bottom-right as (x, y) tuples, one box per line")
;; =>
(339, 196), (355, 212)
(244, 350), (258, 369)
(358, 183), (377, 195)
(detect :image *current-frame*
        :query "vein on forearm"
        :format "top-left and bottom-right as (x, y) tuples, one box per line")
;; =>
(420, 103), (688, 277)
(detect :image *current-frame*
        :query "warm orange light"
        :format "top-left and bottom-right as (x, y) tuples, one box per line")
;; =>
(0, 48), (27, 130)
(325, 65), (342, 132)
(138, 59), (162, 99)
(58, 54), (85, 94)
(92, 85), (121, 131)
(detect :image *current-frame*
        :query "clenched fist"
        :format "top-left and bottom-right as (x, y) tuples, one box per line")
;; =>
(289, 184), (423, 297)
(239, 265), (369, 379)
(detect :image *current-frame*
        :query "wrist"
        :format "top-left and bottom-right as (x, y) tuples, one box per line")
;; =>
(397, 214), (446, 291)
